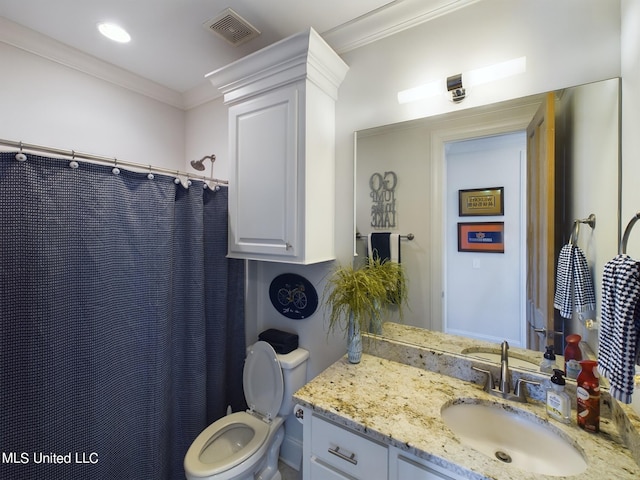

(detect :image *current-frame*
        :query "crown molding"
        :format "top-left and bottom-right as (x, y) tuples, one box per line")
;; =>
(182, 82), (221, 110)
(206, 27), (349, 105)
(0, 16), (184, 109)
(323, 0), (480, 54)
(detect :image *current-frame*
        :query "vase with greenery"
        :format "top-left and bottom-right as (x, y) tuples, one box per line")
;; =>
(323, 257), (408, 363)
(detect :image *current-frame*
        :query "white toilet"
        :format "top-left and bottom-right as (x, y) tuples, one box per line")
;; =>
(184, 341), (309, 480)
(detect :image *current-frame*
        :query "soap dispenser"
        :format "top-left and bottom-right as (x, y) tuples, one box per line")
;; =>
(546, 369), (571, 424)
(540, 345), (557, 373)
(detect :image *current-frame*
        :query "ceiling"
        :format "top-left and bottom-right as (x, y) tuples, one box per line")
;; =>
(0, 0), (476, 107)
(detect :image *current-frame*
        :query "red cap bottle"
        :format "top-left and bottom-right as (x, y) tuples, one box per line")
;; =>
(576, 359), (600, 433)
(563, 334), (582, 378)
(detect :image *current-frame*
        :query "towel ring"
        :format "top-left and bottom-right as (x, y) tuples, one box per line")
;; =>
(620, 212), (640, 254)
(569, 222), (580, 245)
(569, 214), (596, 245)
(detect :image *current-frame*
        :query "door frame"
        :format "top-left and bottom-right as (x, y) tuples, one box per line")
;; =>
(428, 100), (541, 345)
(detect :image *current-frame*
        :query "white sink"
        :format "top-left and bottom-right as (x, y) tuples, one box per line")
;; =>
(441, 401), (587, 477)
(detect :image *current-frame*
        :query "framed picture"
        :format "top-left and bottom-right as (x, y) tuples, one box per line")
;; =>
(458, 222), (505, 253)
(459, 187), (504, 216)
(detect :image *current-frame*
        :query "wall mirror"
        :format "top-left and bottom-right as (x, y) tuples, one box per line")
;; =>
(354, 77), (621, 374)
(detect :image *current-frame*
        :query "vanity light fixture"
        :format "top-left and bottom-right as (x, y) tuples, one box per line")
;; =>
(97, 22), (131, 43)
(398, 56), (526, 104)
(447, 73), (465, 103)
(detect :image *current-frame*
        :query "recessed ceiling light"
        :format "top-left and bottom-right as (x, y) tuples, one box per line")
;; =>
(97, 22), (131, 43)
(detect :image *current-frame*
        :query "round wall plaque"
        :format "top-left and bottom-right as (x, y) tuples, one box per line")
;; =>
(269, 273), (318, 320)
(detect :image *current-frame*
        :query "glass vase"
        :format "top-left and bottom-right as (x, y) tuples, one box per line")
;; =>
(347, 313), (362, 364)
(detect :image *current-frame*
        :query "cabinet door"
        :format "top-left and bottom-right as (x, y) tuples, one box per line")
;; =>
(311, 415), (388, 479)
(389, 447), (466, 480)
(228, 85), (299, 260)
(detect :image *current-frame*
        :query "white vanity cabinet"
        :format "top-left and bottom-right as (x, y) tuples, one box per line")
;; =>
(305, 412), (388, 479)
(207, 28), (349, 264)
(301, 409), (468, 480)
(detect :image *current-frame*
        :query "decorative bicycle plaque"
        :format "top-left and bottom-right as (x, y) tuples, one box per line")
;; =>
(269, 273), (318, 319)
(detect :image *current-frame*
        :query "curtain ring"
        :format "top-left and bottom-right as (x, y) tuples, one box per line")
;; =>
(147, 165), (154, 180)
(15, 141), (27, 162)
(69, 150), (79, 169)
(112, 158), (120, 175)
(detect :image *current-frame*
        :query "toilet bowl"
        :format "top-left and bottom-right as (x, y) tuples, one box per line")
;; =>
(184, 341), (309, 480)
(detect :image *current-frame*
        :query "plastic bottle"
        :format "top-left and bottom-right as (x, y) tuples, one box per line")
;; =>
(540, 345), (557, 374)
(564, 334), (582, 379)
(546, 369), (571, 424)
(577, 360), (600, 433)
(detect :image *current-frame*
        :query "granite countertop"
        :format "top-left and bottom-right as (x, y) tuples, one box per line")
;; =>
(293, 353), (640, 480)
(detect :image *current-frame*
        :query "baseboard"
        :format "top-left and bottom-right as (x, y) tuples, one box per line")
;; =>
(279, 432), (303, 472)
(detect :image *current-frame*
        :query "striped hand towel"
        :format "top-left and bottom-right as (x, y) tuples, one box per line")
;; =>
(553, 244), (596, 319)
(598, 254), (640, 404)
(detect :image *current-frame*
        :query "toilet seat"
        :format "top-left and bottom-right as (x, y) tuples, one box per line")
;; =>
(184, 341), (296, 480)
(185, 411), (284, 477)
(243, 341), (284, 420)
(184, 342), (287, 479)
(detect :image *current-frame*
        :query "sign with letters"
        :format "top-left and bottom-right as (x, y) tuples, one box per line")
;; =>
(458, 222), (505, 253)
(459, 187), (504, 216)
(370, 171), (397, 228)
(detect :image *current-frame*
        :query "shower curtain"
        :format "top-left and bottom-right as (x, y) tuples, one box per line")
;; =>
(0, 152), (246, 480)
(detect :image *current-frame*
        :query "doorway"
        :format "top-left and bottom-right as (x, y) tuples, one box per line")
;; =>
(444, 132), (527, 347)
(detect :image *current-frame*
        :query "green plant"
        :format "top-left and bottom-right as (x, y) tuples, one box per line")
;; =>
(323, 257), (408, 336)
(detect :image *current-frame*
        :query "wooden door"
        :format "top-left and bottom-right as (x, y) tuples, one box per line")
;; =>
(526, 92), (556, 351)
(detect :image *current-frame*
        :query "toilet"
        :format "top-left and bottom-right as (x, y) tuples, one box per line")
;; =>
(184, 341), (309, 480)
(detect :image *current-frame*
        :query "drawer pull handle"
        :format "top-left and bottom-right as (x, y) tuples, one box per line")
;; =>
(328, 446), (358, 465)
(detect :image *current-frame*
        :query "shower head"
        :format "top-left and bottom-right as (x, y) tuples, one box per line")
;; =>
(190, 154), (216, 172)
(190, 159), (205, 171)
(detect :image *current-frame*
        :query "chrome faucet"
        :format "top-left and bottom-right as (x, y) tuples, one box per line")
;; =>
(499, 340), (511, 394)
(472, 340), (540, 403)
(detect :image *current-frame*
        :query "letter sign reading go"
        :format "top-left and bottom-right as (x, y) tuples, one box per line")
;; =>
(369, 171), (397, 228)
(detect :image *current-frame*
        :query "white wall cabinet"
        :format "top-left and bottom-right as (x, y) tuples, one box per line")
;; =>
(301, 408), (466, 480)
(207, 28), (349, 264)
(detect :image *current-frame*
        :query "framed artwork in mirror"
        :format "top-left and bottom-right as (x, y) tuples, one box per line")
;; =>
(459, 187), (504, 216)
(458, 222), (505, 253)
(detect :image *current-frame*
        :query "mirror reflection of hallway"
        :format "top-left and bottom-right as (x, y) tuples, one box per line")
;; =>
(445, 132), (527, 347)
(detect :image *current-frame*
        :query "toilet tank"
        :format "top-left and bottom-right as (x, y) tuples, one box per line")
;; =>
(276, 347), (309, 417)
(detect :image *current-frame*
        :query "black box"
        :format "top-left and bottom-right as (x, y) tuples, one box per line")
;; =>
(258, 328), (299, 354)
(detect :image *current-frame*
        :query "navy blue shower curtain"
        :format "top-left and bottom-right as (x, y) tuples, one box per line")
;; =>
(0, 152), (246, 480)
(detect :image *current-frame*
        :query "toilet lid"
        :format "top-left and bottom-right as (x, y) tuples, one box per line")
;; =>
(243, 341), (284, 420)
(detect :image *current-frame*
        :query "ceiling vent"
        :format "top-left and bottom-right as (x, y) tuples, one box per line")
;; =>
(203, 8), (261, 46)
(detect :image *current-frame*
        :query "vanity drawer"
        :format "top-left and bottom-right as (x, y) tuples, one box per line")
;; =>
(311, 414), (388, 479)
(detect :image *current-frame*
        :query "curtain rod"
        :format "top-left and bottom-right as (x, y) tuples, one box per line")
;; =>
(0, 138), (228, 185)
